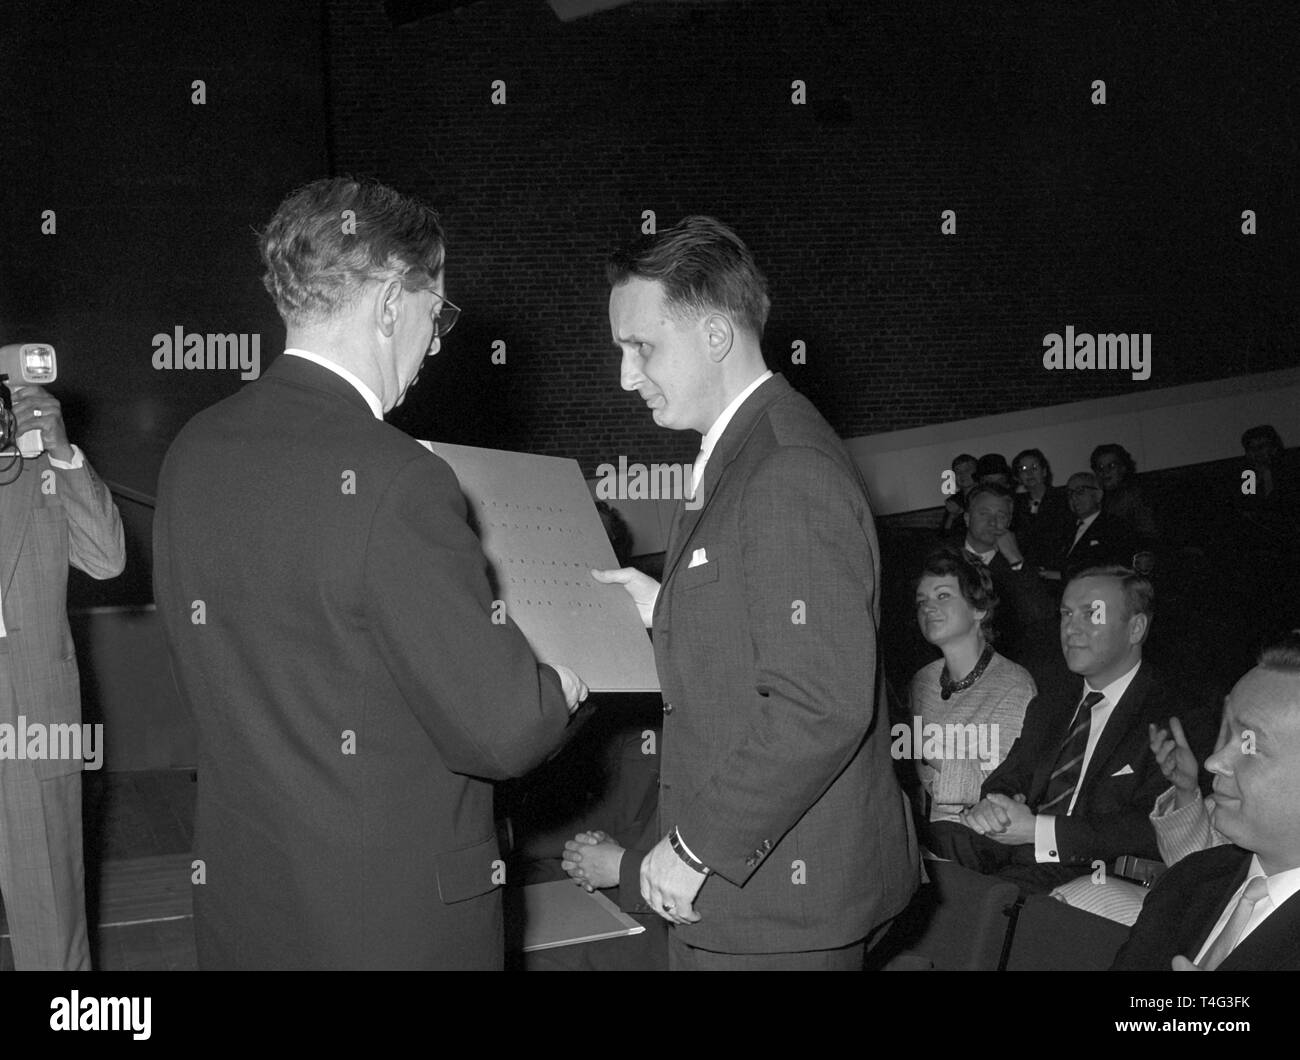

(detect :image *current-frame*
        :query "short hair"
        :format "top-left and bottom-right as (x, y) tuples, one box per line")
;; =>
(1258, 630), (1300, 674)
(916, 546), (999, 642)
(1090, 443), (1136, 477)
(1013, 448), (1053, 486)
(260, 176), (446, 328)
(952, 453), (978, 472)
(976, 453), (1012, 480)
(966, 481), (1015, 511)
(1069, 565), (1154, 623)
(1242, 424), (1283, 452)
(606, 215), (771, 340)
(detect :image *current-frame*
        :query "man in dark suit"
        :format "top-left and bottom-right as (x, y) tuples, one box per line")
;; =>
(1047, 471), (1138, 581)
(594, 216), (918, 970)
(929, 566), (1171, 895)
(0, 381), (124, 969)
(154, 177), (586, 969)
(957, 482), (1058, 680)
(1113, 635), (1300, 970)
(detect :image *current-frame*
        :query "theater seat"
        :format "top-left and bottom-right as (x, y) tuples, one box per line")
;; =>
(882, 860), (1020, 971)
(1003, 894), (1131, 970)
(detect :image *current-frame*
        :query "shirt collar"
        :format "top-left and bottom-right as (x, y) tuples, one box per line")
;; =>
(284, 348), (384, 420)
(697, 370), (773, 465)
(1084, 657), (1142, 706)
(1077, 510), (1100, 529)
(1247, 854), (1300, 908)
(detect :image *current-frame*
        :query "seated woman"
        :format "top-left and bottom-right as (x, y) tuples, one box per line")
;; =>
(911, 547), (1037, 828)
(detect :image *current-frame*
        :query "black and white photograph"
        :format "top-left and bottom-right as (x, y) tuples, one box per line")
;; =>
(1, 0), (1297, 1038)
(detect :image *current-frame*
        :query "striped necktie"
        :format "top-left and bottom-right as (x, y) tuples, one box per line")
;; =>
(1199, 876), (1270, 970)
(1039, 690), (1104, 814)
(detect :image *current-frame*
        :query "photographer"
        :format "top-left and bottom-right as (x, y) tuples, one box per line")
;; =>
(0, 359), (125, 970)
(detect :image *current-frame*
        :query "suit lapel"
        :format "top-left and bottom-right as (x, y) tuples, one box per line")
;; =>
(659, 374), (788, 582)
(1079, 663), (1153, 791)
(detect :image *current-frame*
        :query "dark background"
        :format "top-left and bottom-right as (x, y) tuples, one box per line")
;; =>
(2, 0), (1296, 607)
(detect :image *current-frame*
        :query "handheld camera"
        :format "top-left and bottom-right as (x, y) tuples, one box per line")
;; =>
(0, 343), (58, 456)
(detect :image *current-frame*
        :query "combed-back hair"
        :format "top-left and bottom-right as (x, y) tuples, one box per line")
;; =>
(606, 215), (771, 340)
(1070, 564), (1154, 623)
(260, 176), (445, 328)
(1258, 631), (1300, 673)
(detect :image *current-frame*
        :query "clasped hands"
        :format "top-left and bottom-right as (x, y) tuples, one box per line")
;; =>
(561, 829), (707, 926)
(960, 791), (1036, 845)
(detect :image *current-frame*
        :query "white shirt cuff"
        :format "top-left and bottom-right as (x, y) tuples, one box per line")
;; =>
(46, 444), (85, 470)
(1035, 815), (1060, 863)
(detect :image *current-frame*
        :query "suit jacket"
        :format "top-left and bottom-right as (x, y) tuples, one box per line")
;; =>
(981, 662), (1171, 866)
(0, 450), (124, 779)
(1113, 844), (1300, 970)
(981, 551), (1058, 672)
(652, 373), (919, 953)
(1013, 486), (1072, 571)
(1057, 511), (1138, 580)
(153, 355), (572, 969)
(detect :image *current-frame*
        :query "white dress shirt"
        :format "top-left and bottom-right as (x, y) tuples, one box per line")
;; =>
(1035, 659), (1142, 861)
(0, 445), (85, 638)
(1193, 855), (1300, 965)
(688, 370), (773, 499)
(284, 348), (383, 420)
(1069, 510), (1100, 551)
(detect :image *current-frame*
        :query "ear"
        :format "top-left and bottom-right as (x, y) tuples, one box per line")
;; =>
(375, 278), (404, 338)
(1128, 611), (1149, 645)
(702, 313), (735, 364)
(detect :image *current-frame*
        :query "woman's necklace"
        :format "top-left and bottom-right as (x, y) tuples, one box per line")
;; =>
(939, 643), (994, 701)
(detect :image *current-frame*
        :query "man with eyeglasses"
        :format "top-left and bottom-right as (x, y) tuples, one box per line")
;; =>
(1047, 471), (1138, 583)
(154, 177), (588, 969)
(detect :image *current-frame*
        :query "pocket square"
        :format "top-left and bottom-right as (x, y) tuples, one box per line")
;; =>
(1110, 764), (1135, 777)
(688, 548), (709, 568)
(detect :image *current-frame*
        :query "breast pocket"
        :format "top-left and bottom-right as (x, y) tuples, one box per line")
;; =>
(675, 559), (720, 591)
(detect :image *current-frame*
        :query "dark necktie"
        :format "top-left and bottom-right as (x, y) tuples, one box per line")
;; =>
(1039, 690), (1104, 814)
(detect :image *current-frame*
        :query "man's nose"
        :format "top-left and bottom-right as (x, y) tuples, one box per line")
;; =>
(619, 350), (642, 392)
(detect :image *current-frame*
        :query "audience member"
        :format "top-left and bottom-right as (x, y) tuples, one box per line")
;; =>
(959, 483), (1057, 679)
(1091, 443), (1159, 563)
(910, 547), (1036, 827)
(1012, 448), (1071, 571)
(1045, 471), (1138, 582)
(976, 453), (1014, 488)
(939, 452), (978, 537)
(928, 566), (1173, 896)
(1113, 632), (1300, 970)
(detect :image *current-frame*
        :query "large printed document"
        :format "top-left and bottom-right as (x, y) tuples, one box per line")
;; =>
(420, 440), (660, 692)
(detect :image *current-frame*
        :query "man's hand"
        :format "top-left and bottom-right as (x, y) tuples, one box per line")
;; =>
(640, 834), (705, 925)
(561, 830), (624, 891)
(994, 528), (1025, 566)
(1172, 955), (1203, 971)
(1150, 717), (1199, 808)
(961, 795), (1012, 835)
(552, 665), (589, 714)
(10, 386), (73, 461)
(965, 793), (1035, 844)
(591, 567), (660, 627)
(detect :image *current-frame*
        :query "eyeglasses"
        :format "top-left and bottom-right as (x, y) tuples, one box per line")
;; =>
(428, 289), (460, 339)
(1067, 486), (1101, 496)
(401, 267), (460, 338)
